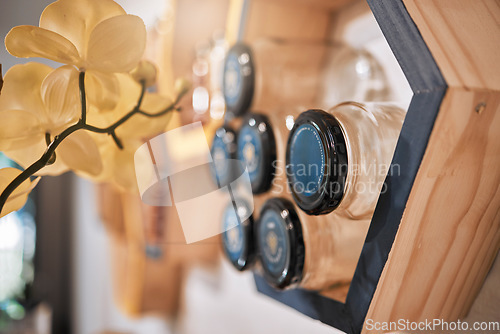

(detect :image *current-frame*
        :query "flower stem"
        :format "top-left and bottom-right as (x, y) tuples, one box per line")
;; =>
(79, 71), (86, 123)
(0, 77), (186, 215)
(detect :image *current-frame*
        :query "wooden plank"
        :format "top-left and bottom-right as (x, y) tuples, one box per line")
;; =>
(269, 0), (353, 11)
(403, 0), (500, 91)
(227, 0), (332, 43)
(363, 88), (500, 332)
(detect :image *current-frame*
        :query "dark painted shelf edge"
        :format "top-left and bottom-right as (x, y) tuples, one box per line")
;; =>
(254, 1), (448, 333)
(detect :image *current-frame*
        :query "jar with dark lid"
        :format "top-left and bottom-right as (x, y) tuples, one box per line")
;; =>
(255, 198), (304, 289)
(221, 198), (255, 271)
(286, 102), (405, 219)
(223, 40), (327, 117)
(256, 197), (369, 290)
(210, 125), (237, 187)
(237, 113), (277, 194)
(237, 110), (302, 196)
(223, 40), (389, 118)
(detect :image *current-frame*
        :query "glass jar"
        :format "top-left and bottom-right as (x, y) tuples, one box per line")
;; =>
(237, 110), (300, 195)
(286, 102), (405, 219)
(223, 40), (326, 117)
(255, 197), (369, 290)
(222, 39), (389, 118)
(221, 198), (255, 271)
(210, 125), (237, 187)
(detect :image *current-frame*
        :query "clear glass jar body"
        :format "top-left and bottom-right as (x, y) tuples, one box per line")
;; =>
(298, 211), (369, 290)
(256, 197), (370, 291)
(332, 102), (406, 219)
(251, 39), (326, 112)
(286, 102), (405, 218)
(251, 40), (389, 111)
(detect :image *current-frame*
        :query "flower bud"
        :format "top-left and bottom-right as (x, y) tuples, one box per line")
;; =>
(130, 60), (157, 87)
(174, 77), (191, 97)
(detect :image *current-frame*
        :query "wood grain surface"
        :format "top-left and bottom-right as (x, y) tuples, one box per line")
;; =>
(364, 88), (500, 332)
(403, 0), (500, 91)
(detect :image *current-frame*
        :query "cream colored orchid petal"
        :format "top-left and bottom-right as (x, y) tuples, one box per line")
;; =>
(86, 15), (146, 73)
(85, 73), (140, 128)
(3, 138), (69, 176)
(58, 130), (103, 176)
(85, 71), (120, 111)
(115, 93), (173, 140)
(0, 110), (42, 151)
(0, 167), (34, 218)
(41, 65), (80, 130)
(40, 0), (126, 57)
(111, 147), (139, 193)
(5, 26), (80, 65)
(0, 63), (51, 116)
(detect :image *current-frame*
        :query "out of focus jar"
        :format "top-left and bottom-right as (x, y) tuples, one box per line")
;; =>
(223, 40), (326, 117)
(221, 198), (255, 271)
(222, 40), (389, 118)
(286, 102), (405, 219)
(255, 197), (369, 290)
(210, 125), (237, 187)
(237, 110), (300, 195)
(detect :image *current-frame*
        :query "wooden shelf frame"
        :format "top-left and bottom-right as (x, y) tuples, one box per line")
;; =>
(250, 1), (500, 333)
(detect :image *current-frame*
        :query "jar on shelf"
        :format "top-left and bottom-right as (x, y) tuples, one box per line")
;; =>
(210, 125), (237, 187)
(221, 198), (255, 271)
(255, 197), (369, 290)
(222, 39), (389, 118)
(286, 102), (406, 219)
(237, 110), (300, 195)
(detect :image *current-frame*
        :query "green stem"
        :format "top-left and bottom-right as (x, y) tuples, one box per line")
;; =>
(0, 77), (186, 215)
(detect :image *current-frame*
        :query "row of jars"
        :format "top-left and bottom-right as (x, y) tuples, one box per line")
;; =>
(212, 39), (406, 291)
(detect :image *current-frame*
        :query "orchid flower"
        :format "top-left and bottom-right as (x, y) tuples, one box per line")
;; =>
(5, 0), (147, 111)
(86, 73), (174, 192)
(0, 63), (103, 177)
(0, 0), (186, 218)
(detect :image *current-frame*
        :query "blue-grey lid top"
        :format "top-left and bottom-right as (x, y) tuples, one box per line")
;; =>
(211, 125), (237, 187)
(288, 123), (326, 197)
(237, 113), (276, 194)
(286, 110), (348, 215)
(256, 198), (304, 289)
(223, 43), (254, 117)
(221, 199), (254, 271)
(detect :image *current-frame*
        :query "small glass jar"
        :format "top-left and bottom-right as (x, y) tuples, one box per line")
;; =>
(237, 113), (277, 194)
(210, 125), (237, 187)
(222, 40), (389, 118)
(286, 102), (406, 219)
(223, 40), (326, 117)
(221, 198), (255, 271)
(237, 110), (300, 195)
(255, 197), (369, 290)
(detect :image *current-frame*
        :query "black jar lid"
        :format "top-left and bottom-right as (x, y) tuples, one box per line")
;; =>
(256, 198), (304, 289)
(210, 125), (237, 187)
(237, 113), (276, 194)
(286, 110), (348, 215)
(221, 198), (255, 271)
(222, 43), (255, 117)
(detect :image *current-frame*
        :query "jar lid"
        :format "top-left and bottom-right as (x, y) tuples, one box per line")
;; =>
(286, 110), (348, 215)
(211, 125), (237, 187)
(222, 43), (254, 117)
(237, 113), (276, 194)
(256, 198), (304, 289)
(221, 199), (255, 271)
